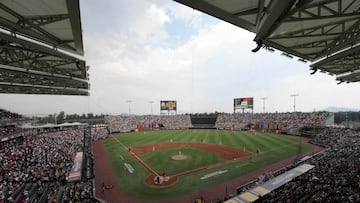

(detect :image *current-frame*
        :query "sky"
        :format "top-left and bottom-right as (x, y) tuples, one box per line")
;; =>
(1, 0), (360, 116)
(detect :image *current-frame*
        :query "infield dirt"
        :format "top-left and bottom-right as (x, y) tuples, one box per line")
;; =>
(130, 142), (254, 187)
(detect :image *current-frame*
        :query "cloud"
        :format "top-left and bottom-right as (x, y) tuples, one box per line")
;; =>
(163, 1), (203, 29)
(128, 4), (171, 43)
(83, 18), (262, 114)
(2, 0), (360, 115)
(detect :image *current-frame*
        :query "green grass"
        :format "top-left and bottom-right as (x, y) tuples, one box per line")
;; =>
(101, 130), (312, 201)
(140, 148), (224, 174)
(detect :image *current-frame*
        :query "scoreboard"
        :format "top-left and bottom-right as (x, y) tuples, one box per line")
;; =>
(234, 97), (254, 109)
(160, 101), (177, 111)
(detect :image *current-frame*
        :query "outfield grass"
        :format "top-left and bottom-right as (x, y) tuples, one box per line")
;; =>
(101, 130), (312, 201)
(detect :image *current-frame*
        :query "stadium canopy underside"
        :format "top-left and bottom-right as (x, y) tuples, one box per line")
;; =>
(0, 0), (89, 95)
(174, 0), (360, 83)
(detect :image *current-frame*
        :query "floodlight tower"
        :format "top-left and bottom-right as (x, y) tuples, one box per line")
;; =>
(261, 97), (267, 113)
(126, 100), (132, 115)
(290, 94), (299, 112)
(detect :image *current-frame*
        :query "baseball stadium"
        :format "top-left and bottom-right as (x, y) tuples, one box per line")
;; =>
(1, 1), (360, 203)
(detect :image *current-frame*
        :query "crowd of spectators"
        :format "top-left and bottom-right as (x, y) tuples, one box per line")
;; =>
(91, 125), (109, 140)
(106, 115), (192, 132)
(236, 127), (360, 203)
(0, 109), (29, 138)
(84, 128), (95, 181)
(0, 109), (22, 121)
(58, 181), (94, 202)
(2, 109), (358, 202)
(55, 128), (95, 203)
(0, 127), (31, 138)
(215, 112), (330, 133)
(0, 128), (96, 203)
(106, 113), (331, 133)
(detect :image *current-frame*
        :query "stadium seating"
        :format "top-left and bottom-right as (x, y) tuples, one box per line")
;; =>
(106, 114), (192, 132)
(2, 111), (360, 203)
(0, 128), (96, 202)
(215, 112), (330, 133)
(232, 127), (360, 203)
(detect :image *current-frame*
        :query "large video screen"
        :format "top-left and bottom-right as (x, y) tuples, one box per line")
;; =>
(160, 100), (177, 110)
(234, 97), (254, 109)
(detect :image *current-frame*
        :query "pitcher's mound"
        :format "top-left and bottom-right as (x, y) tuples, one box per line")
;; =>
(172, 155), (187, 160)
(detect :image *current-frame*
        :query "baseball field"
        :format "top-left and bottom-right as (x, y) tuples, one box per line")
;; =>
(99, 130), (313, 201)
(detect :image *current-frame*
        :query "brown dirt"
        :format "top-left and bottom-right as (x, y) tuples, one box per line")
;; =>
(172, 154), (188, 160)
(132, 142), (254, 187)
(93, 140), (139, 203)
(145, 174), (178, 188)
(93, 135), (325, 203)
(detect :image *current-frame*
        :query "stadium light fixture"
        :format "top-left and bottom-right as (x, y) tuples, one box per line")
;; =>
(281, 52), (293, 58)
(251, 40), (263, 52)
(298, 58), (307, 63)
(290, 94), (299, 112)
(126, 100), (132, 115)
(264, 46), (275, 52)
(310, 67), (318, 75)
(261, 97), (267, 113)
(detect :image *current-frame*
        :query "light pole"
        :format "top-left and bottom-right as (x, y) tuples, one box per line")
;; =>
(149, 101), (154, 115)
(261, 97), (267, 113)
(126, 100), (132, 115)
(290, 94), (299, 112)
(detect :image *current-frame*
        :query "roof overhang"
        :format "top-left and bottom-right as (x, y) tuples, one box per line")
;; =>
(0, 0), (89, 95)
(0, 0), (84, 55)
(174, 0), (360, 83)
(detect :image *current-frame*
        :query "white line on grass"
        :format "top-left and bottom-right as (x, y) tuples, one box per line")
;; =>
(235, 163), (250, 168)
(112, 135), (128, 149)
(112, 135), (159, 176)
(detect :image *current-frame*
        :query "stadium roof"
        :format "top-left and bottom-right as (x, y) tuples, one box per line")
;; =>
(174, 0), (360, 83)
(0, 0), (89, 95)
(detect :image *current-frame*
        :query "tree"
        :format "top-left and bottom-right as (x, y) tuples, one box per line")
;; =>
(57, 111), (65, 124)
(87, 113), (94, 119)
